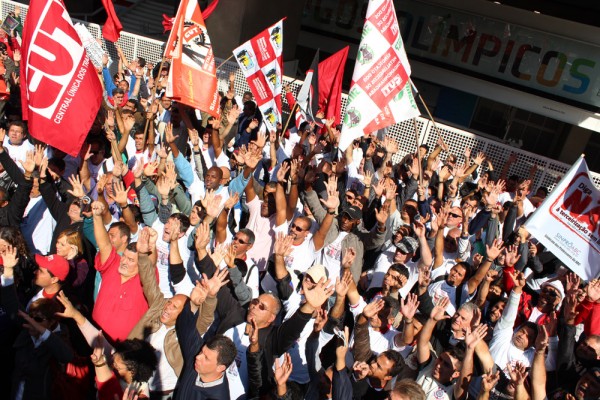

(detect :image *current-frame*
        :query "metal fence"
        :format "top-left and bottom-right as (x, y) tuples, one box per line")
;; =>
(4, 0), (599, 191)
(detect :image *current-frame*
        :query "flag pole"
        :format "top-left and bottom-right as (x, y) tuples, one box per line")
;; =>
(143, 56), (168, 147)
(281, 102), (298, 135)
(410, 80), (445, 146)
(412, 118), (423, 187)
(216, 54), (235, 71)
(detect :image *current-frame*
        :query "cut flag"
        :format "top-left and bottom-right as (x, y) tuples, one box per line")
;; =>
(165, 0), (220, 118)
(233, 18), (284, 132)
(297, 50), (319, 124)
(101, 0), (123, 42)
(525, 155), (600, 280)
(339, 0), (419, 151)
(319, 46), (348, 126)
(162, 0), (219, 33)
(20, 0), (102, 157)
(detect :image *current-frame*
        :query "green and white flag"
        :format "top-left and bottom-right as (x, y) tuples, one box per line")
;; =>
(339, 0), (419, 150)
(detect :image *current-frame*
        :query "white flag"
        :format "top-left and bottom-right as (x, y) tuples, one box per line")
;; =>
(339, 0), (419, 151)
(525, 155), (600, 280)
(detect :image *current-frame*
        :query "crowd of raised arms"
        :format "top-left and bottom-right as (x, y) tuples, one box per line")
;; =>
(0, 6), (599, 400)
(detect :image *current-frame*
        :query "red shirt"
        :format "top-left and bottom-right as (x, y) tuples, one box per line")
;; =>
(92, 248), (148, 343)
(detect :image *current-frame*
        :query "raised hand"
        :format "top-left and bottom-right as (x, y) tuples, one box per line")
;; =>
(465, 324), (488, 350)
(110, 180), (129, 207)
(276, 162), (290, 183)
(313, 308), (328, 333)
(168, 219), (181, 243)
(341, 247), (356, 269)
(190, 280), (208, 306)
(335, 269), (353, 298)
(156, 175), (171, 199)
(362, 170), (373, 187)
(363, 298), (385, 319)
(565, 273), (581, 296)
(91, 201), (105, 216)
(165, 123), (178, 144)
(136, 227), (151, 254)
(55, 290), (81, 320)
(302, 277), (334, 311)
(504, 244), (521, 267)
(19, 151), (36, 174)
(353, 361), (370, 381)
(143, 159), (160, 177)
(274, 353), (293, 388)
(535, 324), (549, 352)
(223, 192), (239, 211)
(204, 192), (223, 220)
(1, 245), (18, 277)
(586, 279), (600, 302)
(485, 238), (504, 261)
(202, 268), (230, 297)
(481, 371), (500, 393)
(274, 232), (293, 257)
(400, 293), (420, 321)
(320, 175), (340, 211)
(507, 270), (526, 291)
(375, 204), (389, 226)
(194, 222), (210, 252)
(430, 296), (450, 321)
(507, 362), (528, 386)
(189, 129), (200, 147)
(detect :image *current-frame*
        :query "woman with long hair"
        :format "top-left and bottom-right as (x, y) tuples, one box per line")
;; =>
(55, 228), (94, 310)
(0, 226), (35, 302)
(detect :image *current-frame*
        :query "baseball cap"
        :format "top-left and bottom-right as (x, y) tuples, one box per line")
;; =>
(35, 254), (69, 281)
(541, 280), (565, 310)
(341, 205), (362, 221)
(305, 264), (328, 283)
(394, 237), (419, 254)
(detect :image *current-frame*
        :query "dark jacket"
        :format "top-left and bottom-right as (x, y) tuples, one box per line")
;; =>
(0, 150), (33, 227)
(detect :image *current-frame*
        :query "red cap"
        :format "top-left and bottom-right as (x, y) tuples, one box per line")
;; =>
(35, 254), (69, 281)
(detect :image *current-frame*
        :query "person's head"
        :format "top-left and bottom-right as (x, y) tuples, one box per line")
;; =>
(48, 157), (66, 178)
(232, 228), (254, 257)
(576, 335), (600, 363)
(574, 367), (600, 400)
(133, 131), (145, 152)
(400, 200), (418, 222)
(119, 243), (139, 279)
(170, 106), (181, 126)
(345, 189), (362, 208)
(27, 298), (61, 337)
(34, 254), (69, 288)
(369, 350), (404, 384)
(112, 339), (158, 384)
(392, 225), (413, 245)
(194, 335), (237, 381)
(0, 226), (29, 258)
(220, 167), (231, 186)
(162, 213), (190, 242)
(535, 187), (548, 199)
(451, 302), (478, 336)
(538, 280), (564, 313)
(446, 207), (463, 228)
(446, 262), (471, 287)
(204, 166), (223, 191)
(118, 79), (130, 92)
(7, 121), (26, 145)
(160, 95), (172, 110)
(383, 263), (409, 292)
(390, 379), (426, 400)
(443, 228), (461, 253)
(432, 347), (464, 384)
(242, 91), (253, 103)
(56, 229), (83, 261)
(512, 321), (538, 350)
(368, 296), (400, 330)
(418, 144), (429, 159)
(340, 205), (362, 232)
(393, 236), (418, 264)
(261, 182), (277, 218)
(243, 100), (256, 117)
(108, 222), (131, 252)
(112, 87), (125, 105)
(290, 216), (311, 243)
(247, 293), (281, 328)
(506, 174), (520, 193)
(486, 298), (507, 323)
(159, 294), (187, 326)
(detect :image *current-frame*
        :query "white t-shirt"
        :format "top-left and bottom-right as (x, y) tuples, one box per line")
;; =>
(369, 248), (420, 299)
(3, 138), (34, 171)
(147, 324), (178, 391)
(416, 355), (454, 400)
(245, 197), (279, 271)
(320, 231), (348, 282)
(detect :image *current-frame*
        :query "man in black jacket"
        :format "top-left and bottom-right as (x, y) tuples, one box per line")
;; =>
(0, 128), (34, 227)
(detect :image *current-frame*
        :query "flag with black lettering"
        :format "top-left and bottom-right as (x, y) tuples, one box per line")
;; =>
(339, 0), (419, 151)
(20, 0), (102, 156)
(233, 19), (284, 132)
(525, 155), (600, 280)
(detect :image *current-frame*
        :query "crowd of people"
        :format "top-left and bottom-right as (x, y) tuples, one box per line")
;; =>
(0, 5), (599, 400)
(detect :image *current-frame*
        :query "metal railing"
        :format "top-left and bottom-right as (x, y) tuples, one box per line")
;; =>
(5, 0), (599, 191)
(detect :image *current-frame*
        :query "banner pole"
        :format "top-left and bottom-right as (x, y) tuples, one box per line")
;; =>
(216, 54), (235, 71)
(143, 56), (168, 147)
(410, 80), (445, 146)
(281, 102), (298, 135)
(412, 117), (423, 187)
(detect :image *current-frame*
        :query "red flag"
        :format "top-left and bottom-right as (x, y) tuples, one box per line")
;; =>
(319, 46), (348, 125)
(20, 0), (102, 157)
(101, 0), (123, 42)
(166, 0), (220, 118)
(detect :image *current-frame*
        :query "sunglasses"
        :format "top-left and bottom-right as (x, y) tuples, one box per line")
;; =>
(250, 298), (270, 313)
(232, 236), (248, 245)
(291, 223), (305, 233)
(448, 212), (462, 218)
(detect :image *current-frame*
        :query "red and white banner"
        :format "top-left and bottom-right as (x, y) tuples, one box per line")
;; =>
(20, 0), (102, 157)
(233, 19), (284, 132)
(525, 156), (600, 280)
(165, 0), (220, 117)
(339, 0), (419, 150)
